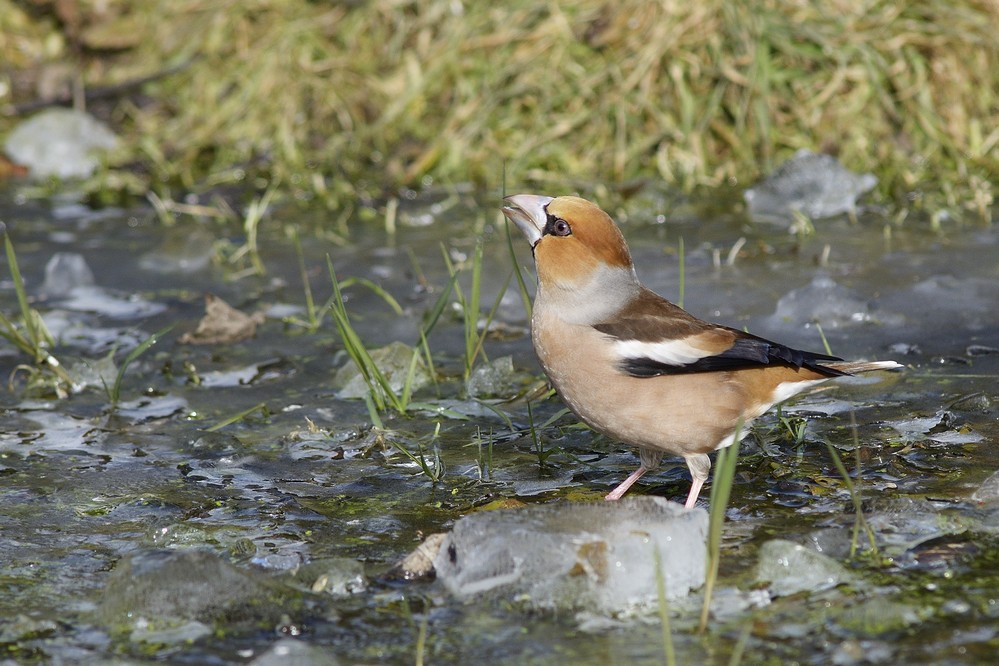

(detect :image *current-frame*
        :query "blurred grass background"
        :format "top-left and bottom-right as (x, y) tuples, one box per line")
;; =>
(1, 0), (996, 218)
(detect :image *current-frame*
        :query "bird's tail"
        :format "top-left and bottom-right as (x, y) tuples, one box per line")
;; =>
(822, 360), (903, 375)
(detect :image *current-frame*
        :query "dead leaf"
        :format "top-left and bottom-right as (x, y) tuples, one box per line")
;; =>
(180, 293), (264, 344)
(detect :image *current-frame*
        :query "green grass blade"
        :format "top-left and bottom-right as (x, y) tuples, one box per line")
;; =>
(677, 236), (685, 309)
(700, 420), (742, 633)
(824, 432), (878, 557)
(5, 234), (42, 359)
(814, 321), (834, 356)
(505, 219), (533, 322)
(291, 227), (319, 330)
(327, 257), (406, 413)
(654, 546), (676, 666)
(466, 240), (484, 374)
(339, 276), (405, 316)
(465, 269), (513, 377)
(205, 402), (269, 432)
(110, 324), (176, 405)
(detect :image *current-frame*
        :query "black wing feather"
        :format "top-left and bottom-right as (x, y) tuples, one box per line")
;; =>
(618, 329), (847, 378)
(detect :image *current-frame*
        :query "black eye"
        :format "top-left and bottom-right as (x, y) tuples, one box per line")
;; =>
(551, 217), (571, 237)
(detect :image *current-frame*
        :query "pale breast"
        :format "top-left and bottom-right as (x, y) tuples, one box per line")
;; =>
(531, 310), (747, 457)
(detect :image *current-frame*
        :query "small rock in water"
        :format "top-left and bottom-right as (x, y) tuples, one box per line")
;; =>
(433, 496), (707, 615)
(4, 108), (119, 179)
(753, 538), (854, 597)
(128, 619), (212, 646)
(744, 150), (877, 223)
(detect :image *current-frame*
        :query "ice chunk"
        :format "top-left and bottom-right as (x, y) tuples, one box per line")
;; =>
(250, 638), (342, 666)
(98, 549), (296, 627)
(41, 252), (95, 296)
(4, 108), (119, 179)
(42, 310), (146, 355)
(139, 226), (216, 274)
(128, 620), (212, 646)
(745, 150), (877, 222)
(768, 275), (872, 329)
(433, 497), (707, 615)
(466, 355), (516, 398)
(295, 557), (367, 596)
(753, 539), (854, 597)
(883, 276), (999, 334)
(40, 252), (166, 318)
(334, 341), (430, 400)
(972, 470), (999, 503)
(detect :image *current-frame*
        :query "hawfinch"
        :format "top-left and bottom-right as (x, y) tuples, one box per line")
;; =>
(502, 194), (901, 509)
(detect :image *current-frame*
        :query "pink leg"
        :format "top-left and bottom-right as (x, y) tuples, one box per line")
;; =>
(684, 476), (705, 509)
(684, 453), (712, 509)
(605, 466), (648, 501)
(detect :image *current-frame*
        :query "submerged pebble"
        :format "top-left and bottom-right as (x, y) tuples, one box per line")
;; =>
(295, 557), (367, 596)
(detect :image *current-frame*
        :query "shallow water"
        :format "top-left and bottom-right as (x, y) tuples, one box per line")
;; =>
(1, 186), (998, 664)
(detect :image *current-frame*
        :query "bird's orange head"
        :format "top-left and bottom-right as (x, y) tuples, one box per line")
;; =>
(502, 194), (633, 290)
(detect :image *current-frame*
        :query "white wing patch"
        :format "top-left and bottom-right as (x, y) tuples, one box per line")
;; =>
(612, 338), (713, 367)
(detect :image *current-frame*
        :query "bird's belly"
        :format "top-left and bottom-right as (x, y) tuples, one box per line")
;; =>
(532, 323), (744, 457)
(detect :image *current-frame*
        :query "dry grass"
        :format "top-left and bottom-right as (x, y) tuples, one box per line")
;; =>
(1, 0), (997, 217)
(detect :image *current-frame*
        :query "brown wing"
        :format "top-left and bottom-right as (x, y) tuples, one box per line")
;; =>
(593, 288), (845, 378)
